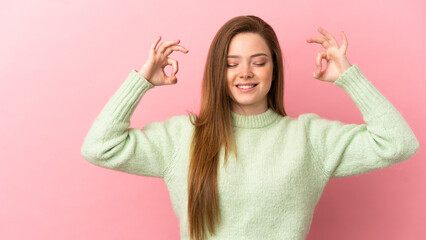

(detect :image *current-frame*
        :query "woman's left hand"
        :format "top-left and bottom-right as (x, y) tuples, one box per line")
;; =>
(306, 27), (352, 82)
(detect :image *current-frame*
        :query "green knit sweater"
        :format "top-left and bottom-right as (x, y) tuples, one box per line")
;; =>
(81, 64), (419, 239)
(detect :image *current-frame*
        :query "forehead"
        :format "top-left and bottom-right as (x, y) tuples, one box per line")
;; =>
(227, 32), (270, 56)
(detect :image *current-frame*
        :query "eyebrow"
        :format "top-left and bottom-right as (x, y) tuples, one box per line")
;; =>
(226, 53), (269, 58)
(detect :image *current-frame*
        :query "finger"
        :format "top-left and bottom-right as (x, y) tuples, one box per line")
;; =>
(169, 58), (178, 76)
(313, 68), (324, 79)
(318, 27), (338, 46)
(306, 37), (330, 48)
(158, 39), (181, 54)
(163, 45), (189, 57)
(315, 51), (327, 76)
(340, 31), (348, 54)
(151, 36), (162, 55)
(167, 58), (178, 83)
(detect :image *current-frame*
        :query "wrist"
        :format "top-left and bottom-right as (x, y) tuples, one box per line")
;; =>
(338, 59), (352, 76)
(136, 69), (150, 81)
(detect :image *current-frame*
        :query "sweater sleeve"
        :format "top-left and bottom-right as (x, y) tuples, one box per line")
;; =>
(80, 69), (184, 179)
(304, 64), (419, 178)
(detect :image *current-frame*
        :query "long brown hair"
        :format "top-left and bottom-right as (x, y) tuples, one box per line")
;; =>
(186, 15), (286, 240)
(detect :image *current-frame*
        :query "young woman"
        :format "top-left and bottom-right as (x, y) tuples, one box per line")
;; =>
(81, 15), (419, 240)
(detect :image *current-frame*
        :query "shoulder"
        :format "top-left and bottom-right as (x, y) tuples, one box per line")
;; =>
(141, 113), (194, 131)
(296, 113), (340, 124)
(295, 113), (337, 131)
(297, 113), (355, 136)
(297, 113), (322, 121)
(139, 114), (195, 146)
(173, 113), (197, 125)
(292, 113), (322, 127)
(158, 113), (196, 131)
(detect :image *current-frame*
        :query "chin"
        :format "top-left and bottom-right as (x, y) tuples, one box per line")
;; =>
(234, 100), (258, 106)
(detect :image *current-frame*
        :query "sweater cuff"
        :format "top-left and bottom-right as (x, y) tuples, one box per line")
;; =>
(98, 69), (155, 122)
(333, 64), (387, 116)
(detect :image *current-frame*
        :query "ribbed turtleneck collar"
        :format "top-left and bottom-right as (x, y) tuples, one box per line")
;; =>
(231, 108), (281, 129)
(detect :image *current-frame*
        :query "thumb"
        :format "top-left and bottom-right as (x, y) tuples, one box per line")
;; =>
(168, 75), (177, 84)
(164, 70), (177, 84)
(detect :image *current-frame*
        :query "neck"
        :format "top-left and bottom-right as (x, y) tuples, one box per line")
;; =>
(231, 102), (268, 116)
(231, 107), (282, 129)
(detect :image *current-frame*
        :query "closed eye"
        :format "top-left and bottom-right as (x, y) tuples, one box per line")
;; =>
(226, 63), (266, 68)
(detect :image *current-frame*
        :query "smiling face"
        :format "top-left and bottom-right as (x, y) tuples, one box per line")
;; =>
(226, 32), (273, 115)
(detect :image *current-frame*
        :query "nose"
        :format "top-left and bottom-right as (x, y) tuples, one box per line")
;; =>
(240, 63), (253, 79)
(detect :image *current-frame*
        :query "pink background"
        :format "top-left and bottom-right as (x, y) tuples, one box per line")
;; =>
(1, 0), (424, 239)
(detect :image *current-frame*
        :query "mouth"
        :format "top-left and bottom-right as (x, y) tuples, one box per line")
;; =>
(235, 83), (259, 91)
(235, 83), (259, 89)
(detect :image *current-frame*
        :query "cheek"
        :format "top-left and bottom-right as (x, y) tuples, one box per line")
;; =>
(227, 72), (236, 88)
(259, 67), (273, 82)
(227, 70), (235, 79)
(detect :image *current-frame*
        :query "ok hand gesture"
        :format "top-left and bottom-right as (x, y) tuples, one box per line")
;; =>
(306, 27), (352, 82)
(138, 36), (189, 86)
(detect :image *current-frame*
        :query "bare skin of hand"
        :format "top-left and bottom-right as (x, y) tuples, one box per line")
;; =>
(306, 27), (352, 82)
(138, 36), (189, 86)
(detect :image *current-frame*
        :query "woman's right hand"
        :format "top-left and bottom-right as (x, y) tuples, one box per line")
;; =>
(138, 36), (189, 86)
